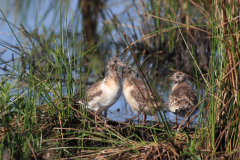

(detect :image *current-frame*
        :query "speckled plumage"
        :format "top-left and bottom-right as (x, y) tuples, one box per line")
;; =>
(122, 66), (165, 123)
(168, 72), (197, 124)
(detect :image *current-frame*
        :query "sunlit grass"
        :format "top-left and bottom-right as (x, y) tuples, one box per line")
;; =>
(0, 0), (240, 159)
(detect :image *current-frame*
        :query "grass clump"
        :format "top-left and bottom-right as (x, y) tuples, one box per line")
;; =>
(0, 0), (240, 159)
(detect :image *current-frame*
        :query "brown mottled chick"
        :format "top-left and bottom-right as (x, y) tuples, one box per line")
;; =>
(122, 66), (166, 124)
(78, 57), (126, 131)
(168, 72), (197, 124)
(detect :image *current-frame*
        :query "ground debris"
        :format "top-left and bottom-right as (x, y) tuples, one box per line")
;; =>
(35, 104), (198, 159)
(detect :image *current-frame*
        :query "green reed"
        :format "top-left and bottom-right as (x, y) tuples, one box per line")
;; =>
(1, 0), (240, 159)
(132, 0), (240, 158)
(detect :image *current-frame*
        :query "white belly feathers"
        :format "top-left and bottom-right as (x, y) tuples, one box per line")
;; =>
(123, 85), (140, 113)
(87, 78), (122, 112)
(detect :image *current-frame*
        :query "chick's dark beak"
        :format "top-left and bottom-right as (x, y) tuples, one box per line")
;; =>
(117, 61), (127, 67)
(167, 76), (174, 81)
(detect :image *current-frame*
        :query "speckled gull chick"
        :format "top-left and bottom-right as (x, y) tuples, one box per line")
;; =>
(122, 65), (166, 124)
(78, 57), (126, 131)
(168, 72), (197, 125)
